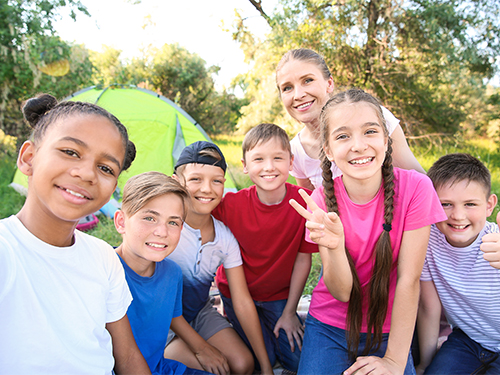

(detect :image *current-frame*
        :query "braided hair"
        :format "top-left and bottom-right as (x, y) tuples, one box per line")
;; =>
(319, 88), (395, 359)
(22, 93), (136, 171)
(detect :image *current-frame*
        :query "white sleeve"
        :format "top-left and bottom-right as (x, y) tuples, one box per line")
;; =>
(381, 106), (400, 135)
(0, 236), (15, 303)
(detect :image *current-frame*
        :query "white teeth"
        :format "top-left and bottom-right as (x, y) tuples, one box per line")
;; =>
(147, 243), (166, 248)
(451, 224), (467, 229)
(350, 157), (373, 165)
(65, 188), (86, 199)
(197, 197), (212, 202)
(297, 102), (312, 109)
(262, 175), (277, 180)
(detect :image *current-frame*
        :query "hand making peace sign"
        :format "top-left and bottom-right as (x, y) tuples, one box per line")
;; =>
(289, 189), (345, 251)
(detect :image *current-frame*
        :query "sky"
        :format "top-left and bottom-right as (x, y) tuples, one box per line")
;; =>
(54, 0), (279, 89)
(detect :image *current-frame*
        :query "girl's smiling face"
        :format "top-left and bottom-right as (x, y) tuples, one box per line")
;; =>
(323, 102), (388, 192)
(277, 59), (334, 127)
(18, 114), (125, 224)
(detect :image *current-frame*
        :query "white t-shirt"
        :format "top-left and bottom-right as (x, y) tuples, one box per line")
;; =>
(290, 106), (399, 189)
(421, 222), (500, 352)
(0, 215), (132, 374)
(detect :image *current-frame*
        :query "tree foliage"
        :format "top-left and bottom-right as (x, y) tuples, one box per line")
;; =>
(0, 0), (93, 143)
(236, 0), (500, 136)
(119, 43), (248, 135)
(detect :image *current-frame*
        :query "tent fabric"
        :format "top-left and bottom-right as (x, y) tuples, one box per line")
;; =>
(11, 85), (237, 201)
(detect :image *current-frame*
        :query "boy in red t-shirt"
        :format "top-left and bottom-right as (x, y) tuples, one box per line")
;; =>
(213, 123), (318, 372)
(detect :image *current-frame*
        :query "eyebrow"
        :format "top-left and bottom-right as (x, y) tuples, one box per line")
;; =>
(142, 209), (183, 221)
(59, 136), (122, 170)
(331, 122), (381, 134)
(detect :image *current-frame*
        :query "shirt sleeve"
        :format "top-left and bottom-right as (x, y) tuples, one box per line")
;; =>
(0, 236), (15, 303)
(403, 174), (447, 231)
(173, 271), (183, 318)
(222, 228), (243, 269)
(106, 250), (133, 323)
(381, 106), (400, 135)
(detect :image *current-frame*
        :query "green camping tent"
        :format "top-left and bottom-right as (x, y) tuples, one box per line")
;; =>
(11, 85), (237, 202)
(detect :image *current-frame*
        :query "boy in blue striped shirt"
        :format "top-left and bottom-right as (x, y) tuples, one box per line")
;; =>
(417, 153), (500, 374)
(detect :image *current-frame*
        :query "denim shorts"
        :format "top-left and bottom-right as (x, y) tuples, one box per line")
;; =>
(298, 313), (416, 375)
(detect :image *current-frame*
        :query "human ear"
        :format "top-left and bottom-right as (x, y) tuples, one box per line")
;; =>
(241, 158), (248, 174)
(326, 76), (335, 94)
(17, 141), (36, 177)
(113, 210), (127, 235)
(289, 154), (294, 172)
(486, 194), (498, 217)
(323, 145), (334, 162)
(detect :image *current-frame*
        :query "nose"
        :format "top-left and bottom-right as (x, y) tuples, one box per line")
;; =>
(263, 158), (275, 171)
(350, 135), (368, 153)
(199, 179), (212, 193)
(70, 159), (97, 184)
(153, 223), (169, 238)
(294, 85), (306, 100)
(449, 206), (466, 221)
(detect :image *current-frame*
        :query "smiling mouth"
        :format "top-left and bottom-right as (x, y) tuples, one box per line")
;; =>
(146, 242), (167, 248)
(59, 186), (91, 200)
(449, 224), (469, 230)
(261, 175), (278, 180)
(349, 157), (374, 165)
(295, 101), (313, 110)
(196, 197), (214, 203)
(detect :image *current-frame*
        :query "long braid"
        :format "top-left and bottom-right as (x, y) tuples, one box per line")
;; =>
(319, 88), (396, 360)
(363, 137), (395, 355)
(321, 150), (363, 360)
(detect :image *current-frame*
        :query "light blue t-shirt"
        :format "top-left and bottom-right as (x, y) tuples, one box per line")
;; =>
(167, 216), (242, 322)
(119, 256), (186, 375)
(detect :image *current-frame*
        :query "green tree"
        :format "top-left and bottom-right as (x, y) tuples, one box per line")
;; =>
(0, 0), (92, 142)
(122, 43), (248, 135)
(236, 0), (500, 136)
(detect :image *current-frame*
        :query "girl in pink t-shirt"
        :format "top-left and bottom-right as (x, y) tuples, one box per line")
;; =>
(290, 89), (446, 375)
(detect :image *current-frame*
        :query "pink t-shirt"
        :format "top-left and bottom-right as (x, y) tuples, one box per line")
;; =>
(307, 168), (446, 333)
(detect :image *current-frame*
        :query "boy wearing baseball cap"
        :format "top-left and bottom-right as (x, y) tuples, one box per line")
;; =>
(165, 141), (273, 375)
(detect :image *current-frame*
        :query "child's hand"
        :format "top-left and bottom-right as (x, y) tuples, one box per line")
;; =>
(480, 212), (500, 270)
(344, 355), (403, 375)
(273, 311), (304, 352)
(290, 189), (345, 250)
(195, 344), (230, 375)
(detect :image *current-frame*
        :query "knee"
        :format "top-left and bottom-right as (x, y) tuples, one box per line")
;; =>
(228, 350), (254, 375)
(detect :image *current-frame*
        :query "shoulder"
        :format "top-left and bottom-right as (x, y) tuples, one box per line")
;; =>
(0, 234), (16, 302)
(394, 168), (434, 192)
(484, 221), (499, 234)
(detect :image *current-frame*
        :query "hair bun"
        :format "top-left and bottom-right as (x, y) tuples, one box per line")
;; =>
(123, 140), (136, 171)
(22, 94), (58, 128)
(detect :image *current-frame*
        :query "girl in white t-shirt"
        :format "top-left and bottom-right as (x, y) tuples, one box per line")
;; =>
(0, 94), (150, 374)
(276, 48), (425, 190)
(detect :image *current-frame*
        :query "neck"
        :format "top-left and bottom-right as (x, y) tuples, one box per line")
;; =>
(185, 211), (215, 244)
(256, 184), (287, 206)
(16, 203), (77, 248)
(116, 244), (155, 277)
(342, 173), (383, 205)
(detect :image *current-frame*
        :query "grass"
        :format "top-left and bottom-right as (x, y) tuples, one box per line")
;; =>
(2, 131), (500, 294)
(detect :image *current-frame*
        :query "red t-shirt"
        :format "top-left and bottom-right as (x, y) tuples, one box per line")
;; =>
(214, 183), (318, 301)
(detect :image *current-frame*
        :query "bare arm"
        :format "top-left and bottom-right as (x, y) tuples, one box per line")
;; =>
(391, 125), (426, 174)
(416, 280), (442, 374)
(346, 226), (431, 375)
(225, 266), (273, 375)
(295, 177), (316, 191)
(170, 316), (229, 375)
(273, 251), (311, 352)
(290, 189), (353, 302)
(106, 315), (151, 375)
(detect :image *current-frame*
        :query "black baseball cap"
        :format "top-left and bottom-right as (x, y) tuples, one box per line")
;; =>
(174, 141), (227, 173)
